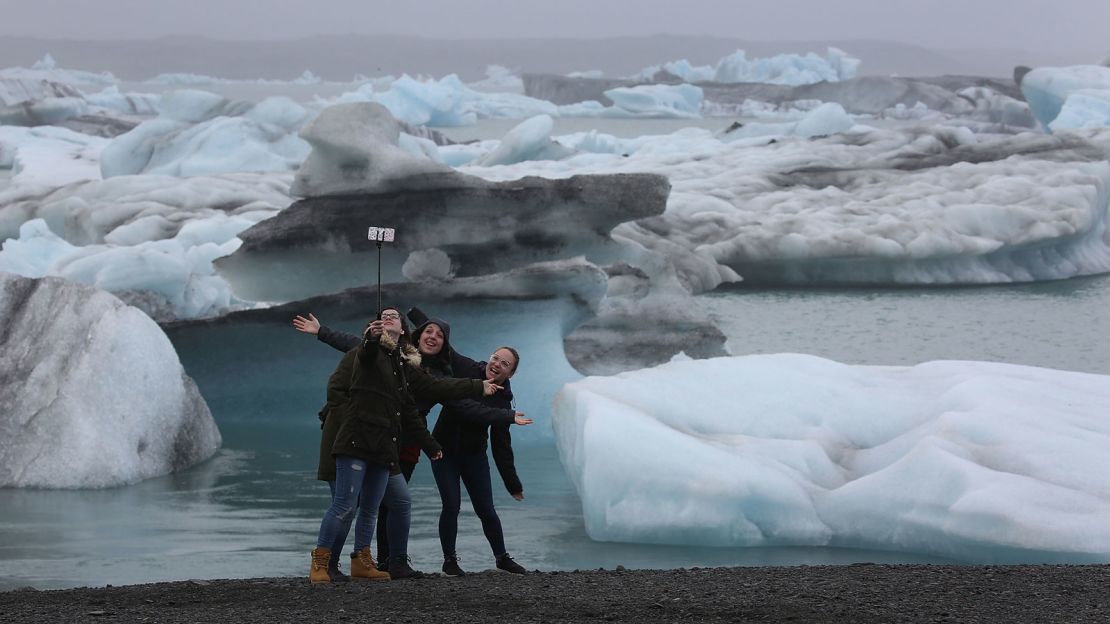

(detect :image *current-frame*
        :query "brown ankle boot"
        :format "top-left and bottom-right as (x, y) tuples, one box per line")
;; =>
(309, 547), (331, 584)
(350, 547), (391, 581)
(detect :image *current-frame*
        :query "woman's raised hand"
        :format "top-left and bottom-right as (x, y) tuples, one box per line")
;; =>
(292, 313), (321, 335)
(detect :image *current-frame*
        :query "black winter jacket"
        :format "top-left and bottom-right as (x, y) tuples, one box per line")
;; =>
(434, 362), (523, 495)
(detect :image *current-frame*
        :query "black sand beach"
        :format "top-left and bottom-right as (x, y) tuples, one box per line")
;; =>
(3, 564), (1108, 623)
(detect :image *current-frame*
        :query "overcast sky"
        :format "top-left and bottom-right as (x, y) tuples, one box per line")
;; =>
(2, 0), (1106, 57)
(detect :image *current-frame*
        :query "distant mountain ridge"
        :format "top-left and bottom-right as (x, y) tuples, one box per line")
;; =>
(0, 34), (1093, 82)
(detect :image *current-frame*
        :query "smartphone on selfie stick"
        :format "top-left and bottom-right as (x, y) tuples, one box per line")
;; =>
(368, 226), (395, 315)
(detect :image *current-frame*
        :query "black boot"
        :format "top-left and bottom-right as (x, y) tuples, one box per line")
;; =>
(442, 555), (465, 577)
(388, 555), (427, 580)
(496, 553), (526, 574)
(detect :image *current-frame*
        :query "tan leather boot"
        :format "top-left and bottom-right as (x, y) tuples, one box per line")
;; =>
(350, 547), (391, 581)
(309, 547), (331, 584)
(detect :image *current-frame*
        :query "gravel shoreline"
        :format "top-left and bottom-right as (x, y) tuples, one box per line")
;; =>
(3, 564), (1108, 623)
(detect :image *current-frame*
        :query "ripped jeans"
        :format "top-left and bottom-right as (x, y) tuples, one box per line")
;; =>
(316, 456), (390, 553)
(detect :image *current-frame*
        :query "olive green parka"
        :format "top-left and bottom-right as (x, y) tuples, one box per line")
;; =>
(328, 333), (484, 473)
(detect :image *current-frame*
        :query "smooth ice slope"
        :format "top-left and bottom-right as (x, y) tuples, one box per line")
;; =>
(0, 273), (220, 488)
(553, 354), (1110, 563)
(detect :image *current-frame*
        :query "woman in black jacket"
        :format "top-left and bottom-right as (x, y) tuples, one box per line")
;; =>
(308, 307), (500, 584)
(431, 346), (533, 576)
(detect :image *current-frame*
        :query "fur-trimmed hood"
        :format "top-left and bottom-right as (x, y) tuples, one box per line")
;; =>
(379, 331), (422, 368)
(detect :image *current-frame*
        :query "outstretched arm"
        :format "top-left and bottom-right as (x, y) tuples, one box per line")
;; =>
(318, 325), (361, 353)
(293, 313), (361, 353)
(491, 423), (523, 498)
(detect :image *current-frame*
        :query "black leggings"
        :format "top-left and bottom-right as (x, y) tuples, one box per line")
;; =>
(431, 452), (506, 558)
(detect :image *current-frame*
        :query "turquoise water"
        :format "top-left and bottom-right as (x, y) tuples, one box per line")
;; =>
(4, 275), (1110, 589)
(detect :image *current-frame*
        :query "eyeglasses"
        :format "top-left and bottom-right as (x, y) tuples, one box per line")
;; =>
(380, 312), (401, 321)
(489, 354), (516, 369)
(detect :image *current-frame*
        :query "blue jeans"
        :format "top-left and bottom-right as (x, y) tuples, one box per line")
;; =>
(431, 452), (506, 558)
(317, 456), (389, 552)
(324, 466), (413, 558)
(376, 460), (416, 561)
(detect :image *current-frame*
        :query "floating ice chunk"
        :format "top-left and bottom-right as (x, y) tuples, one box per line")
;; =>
(402, 248), (454, 281)
(0, 126), (106, 185)
(0, 272), (220, 488)
(1022, 65), (1110, 128)
(291, 102), (462, 197)
(468, 65), (524, 93)
(603, 84), (703, 118)
(1050, 90), (1110, 130)
(0, 170), (290, 247)
(85, 86), (161, 116)
(957, 87), (1036, 128)
(397, 132), (444, 162)
(372, 74), (477, 127)
(329, 73), (557, 124)
(0, 214), (259, 320)
(476, 115), (574, 166)
(100, 91), (309, 177)
(553, 354), (1110, 562)
(632, 48), (860, 85)
(721, 102), (855, 141)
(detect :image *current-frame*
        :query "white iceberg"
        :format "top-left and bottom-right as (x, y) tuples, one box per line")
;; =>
(100, 90), (310, 178)
(633, 48), (860, 85)
(603, 84), (703, 119)
(553, 354), (1110, 562)
(0, 272), (221, 488)
(464, 125), (1110, 288)
(475, 115), (574, 166)
(1022, 65), (1110, 128)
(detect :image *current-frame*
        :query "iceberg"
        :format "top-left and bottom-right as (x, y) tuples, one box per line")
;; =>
(475, 115), (574, 166)
(602, 84), (703, 119)
(466, 125), (1110, 288)
(1050, 90), (1110, 131)
(553, 354), (1110, 562)
(100, 90), (310, 177)
(0, 172), (290, 319)
(1021, 65), (1110, 128)
(0, 126), (107, 186)
(0, 272), (220, 488)
(632, 48), (860, 85)
(290, 101), (464, 197)
(720, 102), (854, 141)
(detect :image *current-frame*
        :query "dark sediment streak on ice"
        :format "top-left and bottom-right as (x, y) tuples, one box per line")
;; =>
(216, 173), (670, 302)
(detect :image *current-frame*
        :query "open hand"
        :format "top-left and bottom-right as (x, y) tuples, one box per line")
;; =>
(513, 412), (533, 426)
(292, 313), (321, 335)
(482, 380), (503, 396)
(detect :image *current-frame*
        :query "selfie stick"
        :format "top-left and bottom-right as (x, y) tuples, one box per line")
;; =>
(367, 226), (396, 314)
